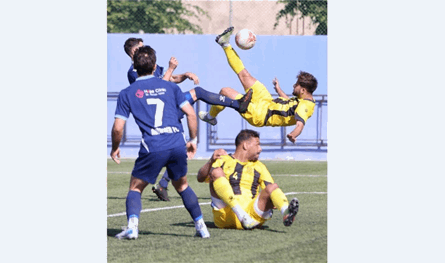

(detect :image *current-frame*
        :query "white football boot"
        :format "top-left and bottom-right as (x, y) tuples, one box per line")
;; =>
(215, 26), (234, 47)
(194, 219), (210, 238)
(198, 111), (217, 126)
(115, 226), (138, 240)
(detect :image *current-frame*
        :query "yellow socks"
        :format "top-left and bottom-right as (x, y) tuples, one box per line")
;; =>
(208, 45), (245, 119)
(209, 105), (224, 118)
(234, 94), (243, 100)
(270, 188), (289, 215)
(223, 45), (245, 74)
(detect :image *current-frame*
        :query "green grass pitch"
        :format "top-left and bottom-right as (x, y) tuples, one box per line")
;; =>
(107, 159), (327, 263)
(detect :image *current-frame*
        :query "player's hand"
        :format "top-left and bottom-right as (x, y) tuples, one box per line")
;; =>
(186, 72), (199, 85)
(110, 148), (121, 164)
(211, 148), (227, 162)
(273, 77), (281, 92)
(168, 57), (178, 70)
(186, 141), (197, 159)
(286, 133), (296, 144)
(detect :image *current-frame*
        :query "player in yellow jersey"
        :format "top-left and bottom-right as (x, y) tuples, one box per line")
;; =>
(197, 129), (299, 230)
(199, 27), (318, 143)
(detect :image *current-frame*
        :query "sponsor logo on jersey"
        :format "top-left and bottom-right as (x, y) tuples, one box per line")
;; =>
(151, 126), (181, 135)
(144, 88), (167, 96)
(135, 89), (144, 98)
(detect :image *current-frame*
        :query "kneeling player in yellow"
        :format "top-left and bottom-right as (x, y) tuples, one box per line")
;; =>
(197, 129), (299, 229)
(199, 27), (318, 143)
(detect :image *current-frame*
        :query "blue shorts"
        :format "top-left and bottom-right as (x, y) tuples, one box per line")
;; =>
(131, 145), (188, 184)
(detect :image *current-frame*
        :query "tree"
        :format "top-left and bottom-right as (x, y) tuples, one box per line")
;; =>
(274, 0), (327, 35)
(107, 0), (210, 34)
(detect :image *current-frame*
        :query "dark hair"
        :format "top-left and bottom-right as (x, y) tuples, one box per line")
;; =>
(296, 71), (318, 94)
(235, 129), (260, 147)
(133, 46), (156, 76)
(124, 38), (143, 57)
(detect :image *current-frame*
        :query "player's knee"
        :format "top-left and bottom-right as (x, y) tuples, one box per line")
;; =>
(129, 176), (148, 193)
(219, 87), (232, 96)
(172, 176), (188, 193)
(191, 87), (201, 99)
(209, 167), (225, 181)
(265, 183), (279, 195)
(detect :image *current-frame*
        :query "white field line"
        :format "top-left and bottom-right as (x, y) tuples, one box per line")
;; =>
(107, 191), (327, 218)
(107, 172), (325, 177)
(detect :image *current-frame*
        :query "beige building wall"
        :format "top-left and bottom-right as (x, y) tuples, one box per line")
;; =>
(185, 0), (317, 35)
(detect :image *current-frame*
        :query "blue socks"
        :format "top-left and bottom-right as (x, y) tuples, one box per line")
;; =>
(126, 187), (203, 229)
(126, 190), (142, 222)
(159, 170), (170, 189)
(194, 86), (240, 109)
(179, 186), (203, 222)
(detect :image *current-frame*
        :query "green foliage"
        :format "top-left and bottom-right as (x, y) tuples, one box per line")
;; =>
(107, 0), (210, 34)
(274, 0), (328, 35)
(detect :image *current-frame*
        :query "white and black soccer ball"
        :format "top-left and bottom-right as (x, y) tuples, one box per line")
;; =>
(235, 28), (256, 50)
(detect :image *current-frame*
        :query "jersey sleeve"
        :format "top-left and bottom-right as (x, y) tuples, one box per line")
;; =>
(212, 158), (225, 169)
(154, 64), (164, 78)
(114, 90), (131, 120)
(127, 65), (137, 84)
(172, 84), (189, 109)
(258, 162), (274, 190)
(295, 100), (315, 125)
(208, 157), (228, 183)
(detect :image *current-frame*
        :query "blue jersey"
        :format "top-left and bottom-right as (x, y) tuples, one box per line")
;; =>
(115, 75), (189, 152)
(128, 64), (164, 84)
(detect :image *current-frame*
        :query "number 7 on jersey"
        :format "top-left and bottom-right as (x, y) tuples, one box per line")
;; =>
(146, 98), (165, 127)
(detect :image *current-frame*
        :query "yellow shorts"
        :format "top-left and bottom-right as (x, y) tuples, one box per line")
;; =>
(240, 81), (272, 127)
(212, 195), (271, 230)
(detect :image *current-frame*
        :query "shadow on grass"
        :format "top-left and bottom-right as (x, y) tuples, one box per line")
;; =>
(108, 195), (212, 201)
(108, 196), (168, 202)
(171, 221), (286, 233)
(171, 221), (218, 229)
(107, 228), (192, 238)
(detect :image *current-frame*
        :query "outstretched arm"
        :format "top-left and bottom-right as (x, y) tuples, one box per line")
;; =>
(197, 149), (228, 182)
(170, 72), (200, 85)
(287, 121), (304, 143)
(182, 103), (198, 159)
(273, 77), (289, 99)
(110, 118), (126, 164)
(162, 57), (178, 82)
(162, 57), (200, 84)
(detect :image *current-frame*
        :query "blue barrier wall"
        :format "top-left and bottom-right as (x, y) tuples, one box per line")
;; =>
(107, 33), (327, 160)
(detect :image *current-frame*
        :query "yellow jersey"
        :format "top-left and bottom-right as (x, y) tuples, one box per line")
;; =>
(241, 81), (316, 127)
(212, 154), (274, 203)
(264, 97), (315, 126)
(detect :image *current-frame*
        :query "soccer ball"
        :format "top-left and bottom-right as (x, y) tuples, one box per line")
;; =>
(235, 28), (256, 50)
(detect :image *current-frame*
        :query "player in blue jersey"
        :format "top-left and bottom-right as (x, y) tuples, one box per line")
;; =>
(124, 37), (253, 201)
(111, 45), (210, 239)
(124, 38), (201, 85)
(124, 38), (164, 83)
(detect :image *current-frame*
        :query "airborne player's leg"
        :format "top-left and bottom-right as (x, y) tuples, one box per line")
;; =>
(199, 86), (252, 126)
(215, 27), (257, 92)
(200, 27), (257, 124)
